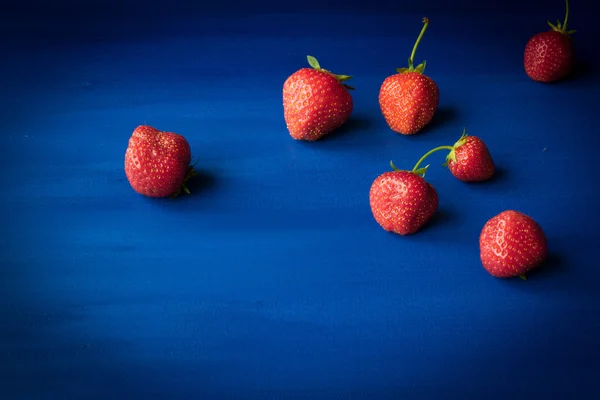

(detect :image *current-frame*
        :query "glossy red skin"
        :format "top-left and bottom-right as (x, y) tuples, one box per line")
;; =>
(524, 30), (574, 83)
(379, 72), (439, 135)
(283, 68), (353, 141)
(124, 125), (192, 197)
(448, 136), (495, 182)
(479, 210), (548, 278)
(369, 171), (438, 235)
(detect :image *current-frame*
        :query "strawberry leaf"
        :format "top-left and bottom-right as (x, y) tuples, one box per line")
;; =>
(343, 84), (355, 90)
(396, 68), (409, 73)
(546, 0), (575, 36)
(414, 61), (426, 73)
(413, 165), (430, 177)
(307, 55), (321, 70)
(547, 21), (558, 30)
(336, 74), (353, 81)
(456, 128), (469, 143)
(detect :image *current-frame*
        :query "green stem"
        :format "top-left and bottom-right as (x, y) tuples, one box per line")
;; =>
(411, 145), (453, 173)
(409, 18), (430, 68)
(563, 0), (570, 31)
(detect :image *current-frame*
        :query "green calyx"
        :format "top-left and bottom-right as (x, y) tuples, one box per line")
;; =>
(306, 55), (355, 90)
(396, 17), (430, 75)
(406, 128), (470, 173)
(442, 129), (469, 167)
(547, 0), (576, 35)
(171, 158), (199, 198)
(390, 160), (430, 178)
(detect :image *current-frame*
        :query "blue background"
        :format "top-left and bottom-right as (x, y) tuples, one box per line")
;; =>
(2, 0), (599, 398)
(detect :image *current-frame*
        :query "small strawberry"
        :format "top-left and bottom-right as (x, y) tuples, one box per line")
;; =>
(369, 161), (438, 235)
(124, 125), (197, 198)
(282, 55), (354, 141)
(524, 0), (576, 83)
(379, 17), (439, 135)
(479, 210), (548, 280)
(412, 129), (495, 182)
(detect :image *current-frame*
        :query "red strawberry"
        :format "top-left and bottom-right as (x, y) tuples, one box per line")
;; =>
(524, 0), (575, 83)
(479, 210), (548, 279)
(124, 125), (197, 198)
(283, 55), (354, 141)
(369, 161), (438, 235)
(379, 17), (439, 135)
(445, 131), (495, 182)
(413, 129), (495, 182)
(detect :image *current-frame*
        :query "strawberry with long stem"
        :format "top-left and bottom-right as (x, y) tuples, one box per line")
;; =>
(379, 17), (440, 135)
(411, 128), (495, 182)
(524, 0), (576, 83)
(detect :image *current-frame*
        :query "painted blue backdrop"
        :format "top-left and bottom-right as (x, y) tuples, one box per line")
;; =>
(2, 0), (599, 398)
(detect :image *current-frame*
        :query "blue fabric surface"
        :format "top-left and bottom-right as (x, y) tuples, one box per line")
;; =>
(2, 1), (599, 398)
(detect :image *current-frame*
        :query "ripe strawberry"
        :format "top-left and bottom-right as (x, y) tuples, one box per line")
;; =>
(413, 129), (495, 182)
(369, 161), (438, 235)
(479, 210), (548, 280)
(444, 131), (495, 182)
(379, 17), (439, 135)
(282, 55), (354, 141)
(124, 125), (197, 198)
(524, 0), (576, 83)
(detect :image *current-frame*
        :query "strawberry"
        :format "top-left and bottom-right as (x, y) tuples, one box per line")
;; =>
(282, 55), (354, 141)
(444, 131), (495, 182)
(524, 0), (576, 83)
(379, 17), (439, 135)
(479, 210), (548, 280)
(124, 125), (197, 198)
(412, 129), (495, 182)
(369, 161), (438, 235)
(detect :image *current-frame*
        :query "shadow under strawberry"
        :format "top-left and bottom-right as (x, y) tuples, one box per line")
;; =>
(416, 106), (459, 136)
(462, 166), (509, 186)
(410, 207), (460, 235)
(316, 115), (376, 143)
(527, 61), (594, 85)
(497, 252), (565, 285)
(521, 252), (565, 279)
(146, 166), (218, 204)
(181, 168), (217, 196)
(559, 60), (595, 83)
